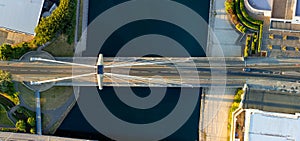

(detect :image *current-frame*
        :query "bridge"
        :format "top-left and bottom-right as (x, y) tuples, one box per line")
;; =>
(1, 55), (300, 135)
(1, 56), (299, 88)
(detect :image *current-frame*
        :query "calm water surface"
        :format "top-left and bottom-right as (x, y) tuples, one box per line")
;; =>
(55, 0), (210, 140)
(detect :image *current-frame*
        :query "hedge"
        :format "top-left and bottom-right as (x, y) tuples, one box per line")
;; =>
(227, 89), (244, 130)
(244, 35), (251, 57)
(236, 23), (246, 33)
(258, 24), (263, 53)
(239, 0), (263, 25)
(235, 0), (259, 30)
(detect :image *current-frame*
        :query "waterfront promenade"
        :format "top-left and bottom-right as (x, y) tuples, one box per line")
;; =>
(201, 0), (243, 140)
(206, 0), (242, 57)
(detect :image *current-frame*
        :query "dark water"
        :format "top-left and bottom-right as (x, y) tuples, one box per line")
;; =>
(55, 0), (210, 140)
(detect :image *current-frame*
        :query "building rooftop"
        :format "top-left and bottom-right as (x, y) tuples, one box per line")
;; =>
(0, 0), (44, 35)
(244, 109), (300, 141)
(248, 0), (272, 11)
(296, 0), (300, 16)
(271, 0), (287, 19)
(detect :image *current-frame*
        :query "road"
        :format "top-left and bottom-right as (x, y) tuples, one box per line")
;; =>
(0, 57), (299, 87)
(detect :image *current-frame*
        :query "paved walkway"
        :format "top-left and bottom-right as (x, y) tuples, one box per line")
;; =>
(35, 91), (42, 135)
(199, 88), (237, 141)
(207, 0), (242, 57)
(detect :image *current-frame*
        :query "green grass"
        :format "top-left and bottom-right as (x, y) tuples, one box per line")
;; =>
(18, 83), (73, 110)
(17, 83), (35, 109)
(41, 87), (73, 110)
(77, 0), (83, 41)
(0, 104), (14, 127)
(42, 35), (74, 57)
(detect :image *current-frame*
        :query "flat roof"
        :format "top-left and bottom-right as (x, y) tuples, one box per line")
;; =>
(0, 0), (44, 35)
(247, 0), (272, 11)
(245, 109), (300, 141)
(296, 0), (300, 16)
(271, 0), (287, 19)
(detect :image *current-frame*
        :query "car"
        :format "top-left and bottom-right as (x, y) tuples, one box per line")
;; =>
(243, 68), (251, 72)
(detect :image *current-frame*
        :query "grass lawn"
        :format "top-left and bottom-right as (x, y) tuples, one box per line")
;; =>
(42, 34), (74, 57)
(41, 87), (73, 110)
(0, 104), (14, 127)
(17, 83), (35, 109)
(18, 83), (73, 111)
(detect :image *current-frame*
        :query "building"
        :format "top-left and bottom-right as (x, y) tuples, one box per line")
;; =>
(245, 0), (300, 31)
(244, 109), (300, 141)
(0, 132), (88, 141)
(0, 0), (45, 35)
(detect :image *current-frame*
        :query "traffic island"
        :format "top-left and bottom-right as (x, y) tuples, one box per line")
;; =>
(19, 51), (55, 92)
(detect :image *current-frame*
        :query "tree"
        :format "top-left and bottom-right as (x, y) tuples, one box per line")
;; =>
(15, 120), (26, 132)
(0, 44), (13, 60)
(0, 43), (31, 61)
(27, 117), (35, 127)
(0, 70), (14, 94)
(34, 0), (77, 45)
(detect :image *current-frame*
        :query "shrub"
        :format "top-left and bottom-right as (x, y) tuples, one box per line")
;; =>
(225, 0), (235, 14)
(15, 120), (26, 132)
(244, 35), (251, 57)
(27, 117), (35, 127)
(244, 45), (249, 57)
(0, 70), (19, 105)
(236, 23), (246, 33)
(231, 14), (239, 25)
(30, 128), (36, 134)
(0, 70), (13, 93)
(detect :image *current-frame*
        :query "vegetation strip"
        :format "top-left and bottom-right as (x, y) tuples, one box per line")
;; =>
(225, 0), (263, 55)
(227, 89), (243, 132)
